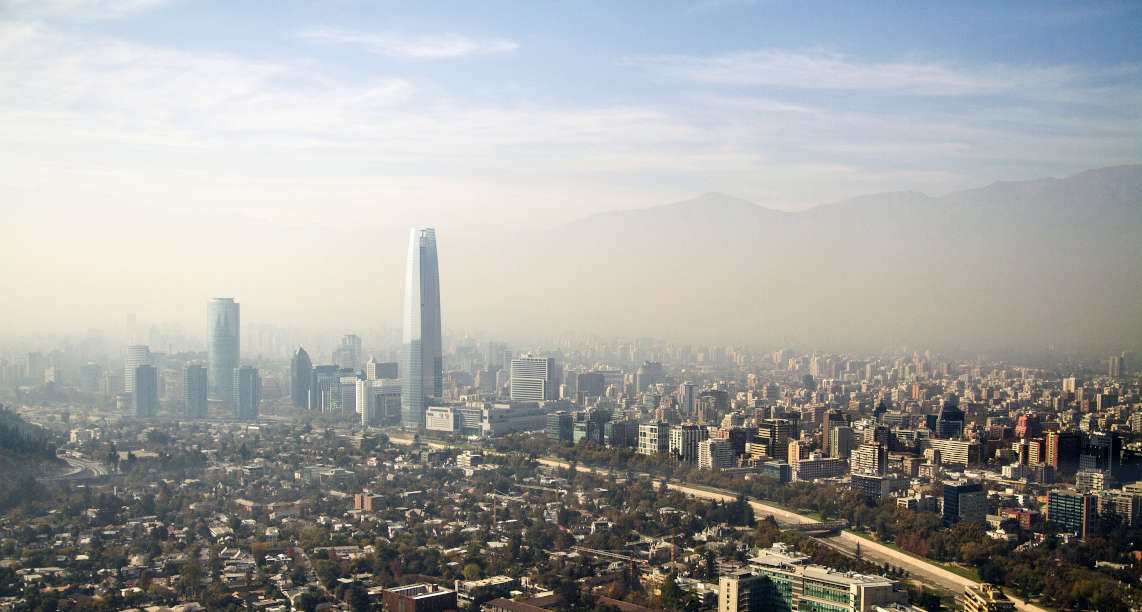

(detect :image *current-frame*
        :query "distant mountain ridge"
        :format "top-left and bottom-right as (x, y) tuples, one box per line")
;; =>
(571, 164), (1142, 226)
(450, 164), (1142, 351)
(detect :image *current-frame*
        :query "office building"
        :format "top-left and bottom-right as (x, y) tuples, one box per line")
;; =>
(699, 438), (733, 471)
(605, 419), (639, 448)
(943, 481), (986, 524)
(510, 356), (561, 401)
(546, 411), (573, 442)
(310, 364), (340, 412)
(233, 366), (260, 422)
(333, 334), (362, 370)
(747, 543), (906, 612)
(133, 364), (159, 418)
(367, 358), (398, 380)
(124, 344), (151, 394)
(208, 298), (240, 405)
(381, 584), (455, 612)
(935, 393), (964, 439)
(402, 228), (442, 429)
(290, 347), (311, 409)
(1047, 490), (1096, 539)
(183, 364), (207, 419)
(718, 570), (771, 612)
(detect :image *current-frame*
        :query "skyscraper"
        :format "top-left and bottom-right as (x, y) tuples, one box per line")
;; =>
(233, 366), (260, 422)
(333, 334), (363, 370)
(183, 364), (207, 419)
(124, 344), (151, 394)
(401, 228), (442, 429)
(208, 298), (240, 405)
(290, 347), (312, 409)
(510, 356), (561, 401)
(133, 364), (159, 418)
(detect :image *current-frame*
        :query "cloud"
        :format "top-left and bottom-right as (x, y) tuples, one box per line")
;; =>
(622, 49), (1141, 99)
(298, 27), (518, 59)
(0, 0), (168, 19)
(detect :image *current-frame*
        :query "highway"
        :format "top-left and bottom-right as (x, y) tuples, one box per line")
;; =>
(385, 436), (1046, 610)
(533, 457), (1048, 612)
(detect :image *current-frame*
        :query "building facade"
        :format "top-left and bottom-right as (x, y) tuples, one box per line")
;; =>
(183, 364), (207, 419)
(208, 298), (240, 405)
(401, 227), (442, 429)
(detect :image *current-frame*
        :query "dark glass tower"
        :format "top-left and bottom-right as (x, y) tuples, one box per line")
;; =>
(208, 298), (240, 405)
(291, 347), (312, 409)
(401, 228), (442, 429)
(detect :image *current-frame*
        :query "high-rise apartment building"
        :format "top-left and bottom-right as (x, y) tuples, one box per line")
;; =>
(638, 422), (670, 455)
(510, 356), (561, 401)
(670, 424), (708, 464)
(133, 364), (159, 418)
(679, 382), (697, 415)
(208, 298), (240, 405)
(401, 228), (442, 429)
(183, 364), (207, 419)
(124, 344), (151, 394)
(233, 366), (260, 421)
(290, 347), (311, 409)
(699, 438), (734, 470)
(829, 425), (854, 459)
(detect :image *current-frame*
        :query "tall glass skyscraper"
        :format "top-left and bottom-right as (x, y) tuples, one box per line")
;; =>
(401, 228), (442, 429)
(208, 298), (240, 405)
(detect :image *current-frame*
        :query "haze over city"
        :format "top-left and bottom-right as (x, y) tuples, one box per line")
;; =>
(5, 3), (1142, 612)
(2, 0), (1141, 353)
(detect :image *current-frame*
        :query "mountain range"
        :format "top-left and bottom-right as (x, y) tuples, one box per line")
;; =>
(448, 165), (1142, 352)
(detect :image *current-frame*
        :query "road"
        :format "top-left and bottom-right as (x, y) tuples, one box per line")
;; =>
(43, 453), (109, 480)
(534, 457), (1048, 612)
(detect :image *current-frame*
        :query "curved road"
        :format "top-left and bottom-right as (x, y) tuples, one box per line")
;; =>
(534, 457), (1047, 612)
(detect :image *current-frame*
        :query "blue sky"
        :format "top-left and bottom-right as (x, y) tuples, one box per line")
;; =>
(2, 0), (1140, 231)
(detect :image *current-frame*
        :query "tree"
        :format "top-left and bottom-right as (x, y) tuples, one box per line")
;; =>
(316, 559), (341, 589)
(345, 582), (371, 612)
(659, 573), (682, 611)
(462, 563), (483, 581)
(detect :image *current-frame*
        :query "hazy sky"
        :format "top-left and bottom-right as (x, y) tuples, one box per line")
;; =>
(2, 0), (1140, 340)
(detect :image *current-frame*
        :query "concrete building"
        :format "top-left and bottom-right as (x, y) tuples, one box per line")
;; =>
(699, 438), (733, 471)
(233, 366), (260, 422)
(510, 356), (561, 402)
(670, 424), (708, 464)
(963, 583), (1015, 612)
(638, 422), (670, 455)
(747, 543), (907, 612)
(183, 364), (207, 419)
(381, 583), (455, 612)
